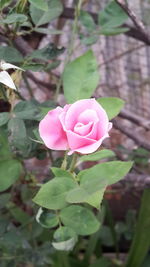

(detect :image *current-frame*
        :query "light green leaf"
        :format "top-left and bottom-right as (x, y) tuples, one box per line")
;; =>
(78, 161), (133, 186)
(100, 27), (129, 35)
(0, 112), (10, 126)
(28, 0), (48, 11)
(97, 97), (125, 119)
(30, 0), (63, 27)
(63, 50), (99, 103)
(33, 177), (77, 210)
(80, 149), (115, 162)
(79, 10), (96, 31)
(1, 13), (27, 24)
(52, 226), (77, 251)
(51, 167), (73, 179)
(36, 207), (59, 228)
(60, 205), (100, 235)
(34, 27), (63, 35)
(0, 159), (22, 192)
(98, 0), (128, 28)
(0, 46), (23, 63)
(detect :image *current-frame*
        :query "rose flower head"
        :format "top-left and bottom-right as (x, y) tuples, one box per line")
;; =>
(39, 98), (112, 155)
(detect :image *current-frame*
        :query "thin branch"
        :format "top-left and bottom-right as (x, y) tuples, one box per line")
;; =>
(61, 7), (150, 45)
(119, 110), (150, 130)
(113, 119), (150, 151)
(115, 0), (150, 43)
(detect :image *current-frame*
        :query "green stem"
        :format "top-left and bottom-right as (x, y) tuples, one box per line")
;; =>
(69, 153), (78, 173)
(104, 199), (120, 259)
(22, 73), (33, 97)
(83, 205), (106, 264)
(61, 151), (68, 170)
(54, 0), (83, 101)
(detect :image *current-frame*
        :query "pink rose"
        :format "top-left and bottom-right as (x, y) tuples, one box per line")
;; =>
(39, 99), (112, 155)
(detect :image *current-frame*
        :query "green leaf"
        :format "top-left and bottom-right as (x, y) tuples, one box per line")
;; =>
(0, 0), (11, 9)
(7, 202), (30, 224)
(36, 207), (59, 228)
(80, 35), (99, 46)
(34, 27), (63, 35)
(0, 193), (11, 209)
(23, 62), (45, 71)
(63, 50), (99, 103)
(90, 257), (111, 267)
(33, 177), (77, 210)
(126, 189), (150, 267)
(1, 13), (27, 24)
(60, 205), (100, 235)
(51, 167), (73, 179)
(80, 149), (115, 162)
(13, 100), (40, 120)
(8, 118), (27, 149)
(52, 226), (78, 251)
(0, 159), (22, 192)
(98, 0), (128, 28)
(0, 46), (23, 63)
(0, 129), (12, 160)
(78, 161), (133, 186)
(66, 187), (105, 209)
(28, 0), (48, 11)
(100, 27), (129, 35)
(29, 44), (65, 61)
(0, 112), (10, 126)
(97, 97), (125, 119)
(30, 0), (63, 26)
(79, 10), (96, 31)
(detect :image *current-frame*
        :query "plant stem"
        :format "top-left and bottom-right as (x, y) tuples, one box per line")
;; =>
(22, 73), (33, 97)
(69, 153), (78, 173)
(61, 151), (68, 170)
(83, 205), (106, 264)
(54, 0), (83, 101)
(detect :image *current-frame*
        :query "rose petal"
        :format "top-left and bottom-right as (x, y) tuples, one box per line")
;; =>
(39, 107), (68, 150)
(78, 109), (98, 124)
(68, 134), (109, 155)
(74, 121), (93, 136)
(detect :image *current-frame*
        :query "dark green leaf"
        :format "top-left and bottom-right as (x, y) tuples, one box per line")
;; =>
(30, 0), (63, 26)
(126, 189), (150, 267)
(0, 159), (22, 192)
(23, 63), (45, 71)
(0, 129), (12, 160)
(29, 44), (65, 61)
(0, 193), (11, 209)
(14, 100), (40, 120)
(33, 177), (77, 210)
(7, 202), (30, 224)
(8, 118), (27, 149)
(28, 0), (48, 11)
(97, 97), (125, 119)
(80, 149), (115, 161)
(0, 112), (10, 126)
(60, 205), (100, 235)
(0, 46), (23, 63)
(63, 50), (99, 103)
